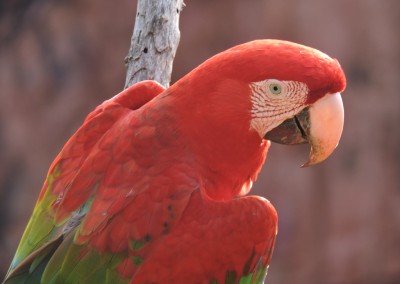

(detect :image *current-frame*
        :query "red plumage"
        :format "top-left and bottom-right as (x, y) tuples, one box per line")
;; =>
(5, 40), (346, 284)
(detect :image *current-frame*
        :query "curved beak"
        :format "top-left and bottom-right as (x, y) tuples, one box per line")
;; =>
(265, 92), (344, 167)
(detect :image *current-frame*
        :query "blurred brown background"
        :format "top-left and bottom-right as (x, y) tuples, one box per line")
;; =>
(1, 0), (399, 283)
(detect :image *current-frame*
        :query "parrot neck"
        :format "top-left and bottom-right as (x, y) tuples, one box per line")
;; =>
(157, 78), (270, 201)
(194, 136), (270, 201)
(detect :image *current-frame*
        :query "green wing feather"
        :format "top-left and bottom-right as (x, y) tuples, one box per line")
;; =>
(4, 81), (165, 284)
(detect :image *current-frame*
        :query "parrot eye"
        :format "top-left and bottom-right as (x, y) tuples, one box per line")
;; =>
(269, 83), (282, 95)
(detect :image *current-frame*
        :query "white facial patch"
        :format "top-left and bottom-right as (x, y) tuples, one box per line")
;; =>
(249, 79), (309, 137)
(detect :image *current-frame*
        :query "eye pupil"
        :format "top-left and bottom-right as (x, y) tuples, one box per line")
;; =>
(269, 83), (282, 94)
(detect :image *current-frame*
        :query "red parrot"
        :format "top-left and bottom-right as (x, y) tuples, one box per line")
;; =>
(4, 40), (345, 283)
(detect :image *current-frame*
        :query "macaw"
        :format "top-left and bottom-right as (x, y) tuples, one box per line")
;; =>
(4, 39), (345, 284)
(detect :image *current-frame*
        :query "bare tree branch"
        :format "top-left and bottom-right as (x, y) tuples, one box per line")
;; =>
(124, 0), (184, 88)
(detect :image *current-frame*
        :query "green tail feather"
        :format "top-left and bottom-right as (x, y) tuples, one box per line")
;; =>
(3, 236), (62, 284)
(238, 258), (269, 284)
(4, 231), (129, 284)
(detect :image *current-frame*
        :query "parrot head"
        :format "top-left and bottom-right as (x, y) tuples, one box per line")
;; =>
(242, 41), (346, 167)
(204, 39), (346, 166)
(163, 39), (346, 199)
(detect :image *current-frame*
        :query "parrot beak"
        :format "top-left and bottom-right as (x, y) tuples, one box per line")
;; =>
(265, 92), (344, 167)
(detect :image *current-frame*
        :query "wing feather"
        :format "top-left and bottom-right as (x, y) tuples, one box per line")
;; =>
(4, 81), (165, 282)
